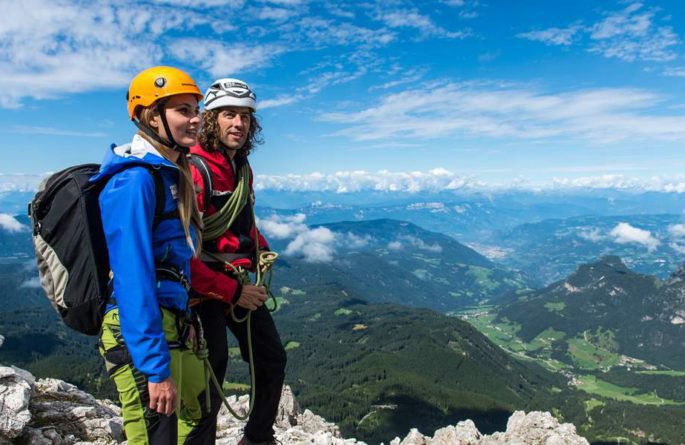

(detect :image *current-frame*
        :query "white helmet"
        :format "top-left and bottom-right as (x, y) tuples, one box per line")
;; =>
(203, 78), (257, 111)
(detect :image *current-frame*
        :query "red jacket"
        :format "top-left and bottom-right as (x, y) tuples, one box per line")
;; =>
(189, 144), (269, 304)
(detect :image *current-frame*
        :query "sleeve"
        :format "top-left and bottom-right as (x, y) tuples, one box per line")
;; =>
(189, 162), (241, 303)
(99, 167), (170, 383)
(190, 257), (241, 303)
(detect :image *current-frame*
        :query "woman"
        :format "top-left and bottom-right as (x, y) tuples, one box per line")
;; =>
(93, 66), (210, 444)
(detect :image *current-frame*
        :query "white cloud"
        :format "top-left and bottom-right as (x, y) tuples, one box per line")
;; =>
(588, 2), (679, 62)
(284, 227), (336, 263)
(153, 0), (244, 6)
(518, 3), (680, 63)
(10, 126), (108, 138)
(320, 81), (685, 144)
(378, 9), (467, 39)
(0, 0), (223, 108)
(0, 174), (47, 192)
(254, 6), (300, 21)
(169, 40), (284, 78)
(668, 224), (685, 239)
(670, 242), (685, 254)
(387, 241), (402, 251)
(259, 213), (307, 239)
(368, 67), (428, 91)
(285, 17), (396, 47)
(399, 235), (443, 253)
(551, 175), (685, 192)
(260, 213), (337, 262)
(259, 215), (371, 262)
(578, 228), (604, 242)
(609, 222), (660, 251)
(259, 95), (305, 109)
(517, 25), (582, 46)
(255, 168), (477, 193)
(20, 277), (41, 289)
(265, 0), (306, 5)
(343, 233), (372, 249)
(0, 214), (28, 232)
(664, 67), (685, 77)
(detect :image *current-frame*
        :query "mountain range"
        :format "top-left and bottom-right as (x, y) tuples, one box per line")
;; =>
(2, 210), (685, 442)
(269, 219), (528, 312)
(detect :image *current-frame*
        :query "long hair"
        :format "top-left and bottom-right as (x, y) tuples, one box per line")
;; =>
(198, 109), (263, 158)
(138, 107), (202, 255)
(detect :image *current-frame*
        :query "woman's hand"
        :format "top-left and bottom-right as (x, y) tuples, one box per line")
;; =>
(237, 284), (268, 310)
(148, 377), (177, 416)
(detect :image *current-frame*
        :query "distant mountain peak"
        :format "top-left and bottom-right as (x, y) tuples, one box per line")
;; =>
(595, 255), (628, 270)
(565, 255), (630, 288)
(667, 261), (685, 284)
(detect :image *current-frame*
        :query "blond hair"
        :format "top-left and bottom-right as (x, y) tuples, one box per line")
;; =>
(138, 107), (202, 255)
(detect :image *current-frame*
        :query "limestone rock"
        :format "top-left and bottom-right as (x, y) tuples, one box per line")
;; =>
(429, 420), (482, 445)
(0, 365), (33, 440)
(398, 428), (427, 445)
(503, 411), (589, 445)
(479, 411), (589, 445)
(0, 364), (591, 445)
(0, 366), (123, 444)
(31, 378), (123, 444)
(215, 389), (364, 444)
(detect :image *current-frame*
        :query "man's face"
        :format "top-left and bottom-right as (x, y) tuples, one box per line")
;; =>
(216, 106), (252, 151)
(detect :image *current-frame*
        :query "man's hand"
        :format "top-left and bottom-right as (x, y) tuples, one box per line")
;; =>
(237, 284), (268, 310)
(148, 377), (177, 416)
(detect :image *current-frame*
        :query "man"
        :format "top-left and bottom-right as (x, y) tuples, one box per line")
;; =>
(189, 78), (286, 445)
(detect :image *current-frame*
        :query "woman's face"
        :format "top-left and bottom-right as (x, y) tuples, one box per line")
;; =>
(151, 94), (200, 147)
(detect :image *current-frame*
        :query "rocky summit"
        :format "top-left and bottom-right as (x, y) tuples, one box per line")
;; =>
(0, 365), (589, 444)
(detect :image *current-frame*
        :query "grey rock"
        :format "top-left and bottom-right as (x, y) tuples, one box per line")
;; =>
(0, 365), (590, 445)
(429, 420), (482, 444)
(0, 365), (33, 439)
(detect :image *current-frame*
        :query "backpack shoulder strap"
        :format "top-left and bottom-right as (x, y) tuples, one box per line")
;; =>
(145, 166), (178, 229)
(189, 154), (212, 211)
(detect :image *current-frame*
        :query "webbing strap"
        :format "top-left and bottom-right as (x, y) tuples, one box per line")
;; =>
(189, 154), (213, 211)
(203, 163), (251, 241)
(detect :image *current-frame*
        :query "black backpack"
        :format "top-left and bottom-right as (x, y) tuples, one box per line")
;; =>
(28, 163), (168, 335)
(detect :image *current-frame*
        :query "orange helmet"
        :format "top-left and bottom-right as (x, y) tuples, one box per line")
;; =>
(126, 66), (203, 119)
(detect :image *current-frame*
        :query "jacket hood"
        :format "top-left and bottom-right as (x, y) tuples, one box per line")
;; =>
(92, 134), (177, 182)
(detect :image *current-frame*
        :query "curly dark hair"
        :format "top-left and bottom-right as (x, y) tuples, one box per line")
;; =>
(199, 109), (263, 158)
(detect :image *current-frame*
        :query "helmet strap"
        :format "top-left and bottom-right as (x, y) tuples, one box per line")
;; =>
(155, 100), (190, 155)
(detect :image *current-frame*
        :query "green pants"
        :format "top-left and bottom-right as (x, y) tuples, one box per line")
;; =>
(100, 308), (209, 444)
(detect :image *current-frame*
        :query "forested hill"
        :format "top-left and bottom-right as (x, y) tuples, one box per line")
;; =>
(268, 219), (528, 312)
(497, 255), (685, 369)
(271, 283), (568, 443)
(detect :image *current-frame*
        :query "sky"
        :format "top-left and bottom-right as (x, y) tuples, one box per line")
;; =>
(2, 0), (685, 191)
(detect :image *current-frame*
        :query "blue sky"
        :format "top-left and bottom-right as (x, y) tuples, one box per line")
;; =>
(2, 0), (685, 191)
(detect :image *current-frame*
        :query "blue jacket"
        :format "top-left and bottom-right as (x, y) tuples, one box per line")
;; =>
(92, 135), (196, 383)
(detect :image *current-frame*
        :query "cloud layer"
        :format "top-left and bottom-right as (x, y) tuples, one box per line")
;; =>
(518, 3), (680, 63)
(609, 222), (660, 251)
(5, 171), (685, 195)
(321, 82), (685, 144)
(0, 214), (28, 232)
